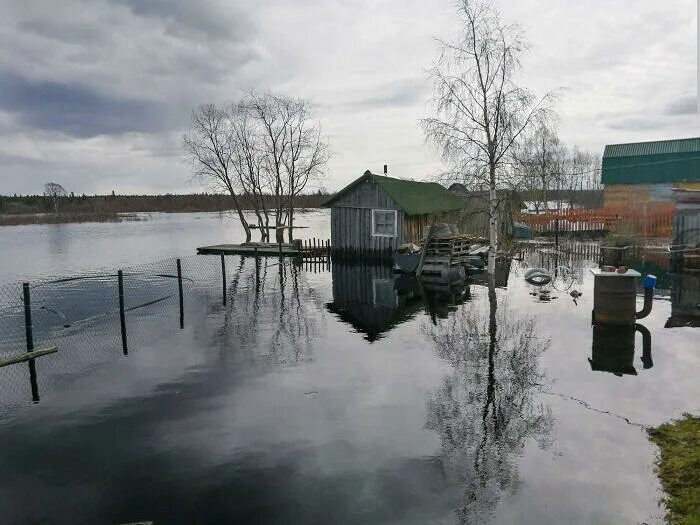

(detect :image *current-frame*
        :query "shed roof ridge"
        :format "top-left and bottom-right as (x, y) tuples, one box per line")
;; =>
(605, 136), (700, 148)
(604, 137), (700, 159)
(366, 172), (441, 185)
(323, 169), (467, 215)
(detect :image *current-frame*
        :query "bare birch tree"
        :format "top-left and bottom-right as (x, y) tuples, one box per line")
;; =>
(422, 0), (554, 276)
(44, 182), (67, 214)
(184, 104), (253, 242)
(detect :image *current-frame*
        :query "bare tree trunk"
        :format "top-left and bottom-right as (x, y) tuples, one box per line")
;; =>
(229, 192), (251, 242)
(264, 210), (270, 242)
(287, 196), (294, 243)
(488, 166), (498, 276)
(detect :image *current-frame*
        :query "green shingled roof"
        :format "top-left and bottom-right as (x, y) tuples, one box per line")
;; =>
(602, 137), (700, 185)
(323, 171), (467, 216)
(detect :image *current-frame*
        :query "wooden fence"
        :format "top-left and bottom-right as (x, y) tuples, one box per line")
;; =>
(515, 205), (675, 238)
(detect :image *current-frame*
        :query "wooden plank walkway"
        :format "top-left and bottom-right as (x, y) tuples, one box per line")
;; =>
(197, 244), (300, 256)
(198, 239), (332, 259)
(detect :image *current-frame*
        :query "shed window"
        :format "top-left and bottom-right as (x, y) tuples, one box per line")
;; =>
(372, 209), (397, 237)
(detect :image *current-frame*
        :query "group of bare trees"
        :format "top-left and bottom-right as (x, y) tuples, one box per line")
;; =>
(183, 93), (329, 243)
(514, 118), (601, 213)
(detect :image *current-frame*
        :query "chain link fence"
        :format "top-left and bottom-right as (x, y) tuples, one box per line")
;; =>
(0, 253), (319, 419)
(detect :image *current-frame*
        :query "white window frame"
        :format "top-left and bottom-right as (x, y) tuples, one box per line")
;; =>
(371, 209), (398, 238)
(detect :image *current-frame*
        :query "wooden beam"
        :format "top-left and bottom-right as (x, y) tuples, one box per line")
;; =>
(0, 346), (58, 368)
(416, 224), (435, 277)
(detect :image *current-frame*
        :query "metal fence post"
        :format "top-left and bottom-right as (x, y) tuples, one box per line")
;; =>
(177, 258), (184, 329)
(220, 253), (227, 306)
(118, 270), (128, 355)
(23, 283), (40, 402)
(23, 283), (33, 353)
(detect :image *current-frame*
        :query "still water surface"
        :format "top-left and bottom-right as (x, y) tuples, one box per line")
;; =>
(0, 212), (698, 524)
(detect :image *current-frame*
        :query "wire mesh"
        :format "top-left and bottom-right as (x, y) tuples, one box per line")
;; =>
(0, 253), (333, 419)
(0, 253), (276, 419)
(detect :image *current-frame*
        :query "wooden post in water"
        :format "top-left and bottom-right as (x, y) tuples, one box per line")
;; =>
(118, 270), (128, 354)
(220, 253), (227, 306)
(23, 283), (40, 402)
(176, 259), (184, 329)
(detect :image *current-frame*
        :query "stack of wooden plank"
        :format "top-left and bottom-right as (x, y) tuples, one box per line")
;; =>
(423, 234), (487, 258)
(420, 233), (488, 277)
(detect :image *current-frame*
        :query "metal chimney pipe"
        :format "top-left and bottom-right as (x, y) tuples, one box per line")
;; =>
(383, 164), (387, 175)
(636, 274), (657, 320)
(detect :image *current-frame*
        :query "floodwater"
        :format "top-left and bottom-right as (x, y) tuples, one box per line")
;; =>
(0, 212), (698, 524)
(0, 209), (331, 285)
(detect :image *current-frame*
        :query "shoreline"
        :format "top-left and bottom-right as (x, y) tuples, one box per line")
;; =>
(0, 212), (132, 226)
(0, 207), (326, 227)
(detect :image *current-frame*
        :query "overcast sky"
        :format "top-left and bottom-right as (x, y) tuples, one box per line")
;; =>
(0, 0), (697, 195)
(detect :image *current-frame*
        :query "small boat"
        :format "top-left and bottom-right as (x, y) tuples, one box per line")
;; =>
(393, 243), (422, 273)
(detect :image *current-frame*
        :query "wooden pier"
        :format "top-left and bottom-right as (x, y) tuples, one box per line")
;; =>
(198, 239), (331, 260)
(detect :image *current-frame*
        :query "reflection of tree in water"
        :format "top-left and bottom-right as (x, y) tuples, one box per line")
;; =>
(424, 278), (553, 524)
(215, 257), (323, 368)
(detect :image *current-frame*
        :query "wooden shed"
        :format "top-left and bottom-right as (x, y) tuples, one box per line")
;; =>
(323, 170), (467, 260)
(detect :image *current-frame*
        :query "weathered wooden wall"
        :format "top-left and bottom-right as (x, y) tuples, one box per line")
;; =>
(330, 180), (404, 260)
(402, 211), (465, 244)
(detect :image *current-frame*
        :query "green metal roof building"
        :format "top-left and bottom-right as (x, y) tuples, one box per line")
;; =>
(602, 137), (700, 208)
(602, 137), (700, 185)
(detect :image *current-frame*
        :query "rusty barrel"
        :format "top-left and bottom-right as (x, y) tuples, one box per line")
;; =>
(591, 268), (641, 325)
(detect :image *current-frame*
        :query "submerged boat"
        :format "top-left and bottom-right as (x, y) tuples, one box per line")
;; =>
(393, 243), (422, 273)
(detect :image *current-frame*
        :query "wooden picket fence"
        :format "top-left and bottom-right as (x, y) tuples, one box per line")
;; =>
(515, 205), (675, 238)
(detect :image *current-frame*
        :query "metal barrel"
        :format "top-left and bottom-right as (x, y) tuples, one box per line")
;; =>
(592, 274), (638, 325)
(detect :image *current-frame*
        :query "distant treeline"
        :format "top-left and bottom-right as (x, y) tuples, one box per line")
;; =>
(0, 188), (604, 219)
(0, 192), (332, 216)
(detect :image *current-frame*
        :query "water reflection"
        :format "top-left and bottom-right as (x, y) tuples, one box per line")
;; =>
(424, 277), (553, 524)
(326, 264), (470, 341)
(215, 257), (321, 367)
(666, 271), (700, 328)
(589, 324), (653, 376)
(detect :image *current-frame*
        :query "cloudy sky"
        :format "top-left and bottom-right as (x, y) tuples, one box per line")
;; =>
(0, 0), (697, 195)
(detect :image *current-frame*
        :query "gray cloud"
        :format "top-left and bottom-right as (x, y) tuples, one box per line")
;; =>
(114, 0), (250, 42)
(0, 73), (175, 137)
(334, 78), (431, 112)
(0, 0), (697, 195)
(665, 95), (698, 116)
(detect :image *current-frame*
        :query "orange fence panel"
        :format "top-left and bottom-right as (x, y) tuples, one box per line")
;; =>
(515, 205), (674, 238)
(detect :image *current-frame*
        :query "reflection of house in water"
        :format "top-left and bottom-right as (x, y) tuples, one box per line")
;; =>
(326, 264), (469, 342)
(666, 272), (700, 328)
